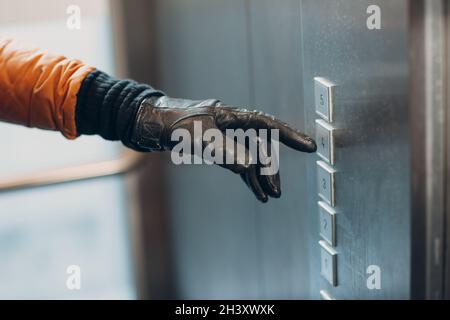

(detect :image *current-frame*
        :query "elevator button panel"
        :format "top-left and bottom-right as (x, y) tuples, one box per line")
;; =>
(315, 119), (335, 164)
(318, 201), (336, 246)
(314, 77), (336, 122)
(319, 240), (337, 286)
(314, 77), (339, 291)
(317, 160), (336, 207)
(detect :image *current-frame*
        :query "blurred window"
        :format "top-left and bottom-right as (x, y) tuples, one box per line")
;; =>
(0, 0), (135, 299)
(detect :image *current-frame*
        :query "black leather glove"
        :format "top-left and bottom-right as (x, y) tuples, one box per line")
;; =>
(128, 96), (316, 202)
(76, 70), (316, 202)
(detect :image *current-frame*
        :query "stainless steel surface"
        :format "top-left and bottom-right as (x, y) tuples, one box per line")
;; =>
(150, 0), (312, 299)
(314, 77), (335, 122)
(319, 201), (336, 246)
(320, 240), (338, 286)
(445, 2), (450, 300)
(133, 0), (439, 299)
(316, 119), (336, 164)
(248, 0), (311, 299)
(302, 0), (410, 299)
(153, 0), (263, 299)
(317, 160), (336, 207)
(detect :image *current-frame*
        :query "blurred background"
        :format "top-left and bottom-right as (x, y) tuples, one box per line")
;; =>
(0, 0), (134, 299)
(0, 0), (448, 300)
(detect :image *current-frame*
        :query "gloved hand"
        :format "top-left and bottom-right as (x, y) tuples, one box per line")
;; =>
(128, 96), (316, 202)
(75, 70), (316, 202)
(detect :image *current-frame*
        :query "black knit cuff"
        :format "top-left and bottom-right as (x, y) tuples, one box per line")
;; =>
(75, 70), (164, 145)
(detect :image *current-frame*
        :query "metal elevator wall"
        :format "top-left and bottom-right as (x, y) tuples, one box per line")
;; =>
(301, 0), (410, 299)
(151, 0), (411, 299)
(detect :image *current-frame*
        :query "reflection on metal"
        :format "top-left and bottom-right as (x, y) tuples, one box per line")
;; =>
(410, 0), (448, 300)
(0, 149), (144, 192)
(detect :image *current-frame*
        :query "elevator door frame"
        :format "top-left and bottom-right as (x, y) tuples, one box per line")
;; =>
(409, 0), (450, 300)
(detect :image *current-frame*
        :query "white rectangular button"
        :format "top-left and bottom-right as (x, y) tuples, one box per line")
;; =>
(315, 119), (336, 164)
(314, 77), (336, 122)
(319, 240), (338, 286)
(318, 201), (337, 246)
(317, 160), (336, 207)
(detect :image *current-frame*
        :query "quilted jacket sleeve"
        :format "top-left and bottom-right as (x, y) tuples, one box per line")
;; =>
(0, 38), (95, 139)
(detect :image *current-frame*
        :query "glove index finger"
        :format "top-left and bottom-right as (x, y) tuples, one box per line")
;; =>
(255, 112), (317, 153)
(216, 108), (317, 153)
(275, 121), (317, 153)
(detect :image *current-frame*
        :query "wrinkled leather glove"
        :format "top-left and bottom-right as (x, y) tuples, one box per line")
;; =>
(128, 96), (316, 203)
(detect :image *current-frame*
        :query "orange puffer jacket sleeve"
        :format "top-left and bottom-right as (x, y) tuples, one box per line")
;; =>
(0, 38), (95, 139)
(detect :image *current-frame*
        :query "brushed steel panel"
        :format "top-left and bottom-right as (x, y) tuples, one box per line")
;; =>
(301, 0), (410, 299)
(248, 0), (311, 299)
(152, 0), (259, 299)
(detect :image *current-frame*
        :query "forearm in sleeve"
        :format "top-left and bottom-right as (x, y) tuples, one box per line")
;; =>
(0, 38), (95, 139)
(0, 39), (163, 142)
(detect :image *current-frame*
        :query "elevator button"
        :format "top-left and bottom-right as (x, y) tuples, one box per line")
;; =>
(317, 161), (336, 207)
(314, 77), (336, 122)
(320, 290), (335, 300)
(315, 119), (335, 164)
(319, 201), (336, 246)
(319, 240), (337, 286)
